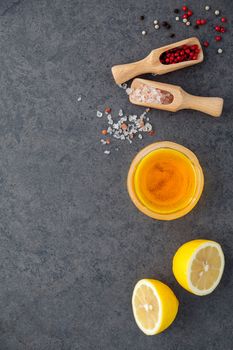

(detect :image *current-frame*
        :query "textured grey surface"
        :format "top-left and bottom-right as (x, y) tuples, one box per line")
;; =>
(0, 0), (232, 349)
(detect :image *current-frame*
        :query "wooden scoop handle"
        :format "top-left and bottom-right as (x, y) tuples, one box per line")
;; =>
(112, 58), (153, 85)
(182, 94), (224, 117)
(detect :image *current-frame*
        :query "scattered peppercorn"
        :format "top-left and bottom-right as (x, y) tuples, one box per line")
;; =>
(170, 33), (175, 38)
(140, 15), (145, 20)
(194, 24), (199, 29)
(215, 25), (221, 32)
(162, 21), (168, 27)
(203, 41), (209, 47)
(166, 24), (171, 29)
(187, 10), (193, 16)
(221, 17), (227, 22)
(215, 35), (222, 41)
(220, 27), (226, 33)
(182, 6), (188, 11)
(174, 9), (179, 14)
(182, 14), (188, 19)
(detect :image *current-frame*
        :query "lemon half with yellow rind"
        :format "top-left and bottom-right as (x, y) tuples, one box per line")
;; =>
(132, 279), (179, 335)
(173, 239), (225, 296)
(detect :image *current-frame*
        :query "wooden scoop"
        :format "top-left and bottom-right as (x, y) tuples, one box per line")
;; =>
(112, 37), (203, 85)
(129, 78), (223, 117)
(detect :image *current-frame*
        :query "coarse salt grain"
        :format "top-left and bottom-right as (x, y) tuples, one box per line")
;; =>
(175, 16), (180, 21)
(126, 88), (133, 95)
(205, 6), (210, 11)
(104, 150), (111, 155)
(153, 20), (158, 24)
(77, 96), (82, 102)
(97, 111), (103, 118)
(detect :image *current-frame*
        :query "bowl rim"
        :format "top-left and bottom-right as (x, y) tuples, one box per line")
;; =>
(127, 141), (204, 221)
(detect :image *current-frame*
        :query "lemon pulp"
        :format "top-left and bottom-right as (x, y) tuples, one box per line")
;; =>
(134, 148), (197, 214)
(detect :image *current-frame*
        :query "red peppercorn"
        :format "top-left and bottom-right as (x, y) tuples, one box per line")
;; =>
(200, 19), (207, 25)
(215, 36), (222, 41)
(196, 19), (201, 25)
(215, 26), (221, 32)
(182, 14), (188, 19)
(187, 10), (193, 16)
(220, 27), (226, 33)
(203, 41), (209, 47)
(165, 58), (170, 63)
(192, 55), (197, 60)
(182, 6), (188, 11)
(221, 17), (227, 23)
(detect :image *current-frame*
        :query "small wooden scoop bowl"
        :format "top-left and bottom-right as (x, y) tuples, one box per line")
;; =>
(129, 78), (223, 117)
(112, 37), (203, 85)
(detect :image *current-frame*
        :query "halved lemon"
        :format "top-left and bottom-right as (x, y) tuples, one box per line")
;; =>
(132, 279), (179, 335)
(173, 239), (225, 296)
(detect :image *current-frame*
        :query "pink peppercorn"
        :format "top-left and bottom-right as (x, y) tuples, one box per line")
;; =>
(215, 36), (222, 41)
(201, 19), (207, 25)
(203, 41), (209, 47)
(187, 10), (193, 16)
(221, 17), (227, 23)
(215, 26), (221, 32)
(196, 19), (201, 25)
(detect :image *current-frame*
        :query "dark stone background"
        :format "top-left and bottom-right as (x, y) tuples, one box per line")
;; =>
(0, 0), (232, 349)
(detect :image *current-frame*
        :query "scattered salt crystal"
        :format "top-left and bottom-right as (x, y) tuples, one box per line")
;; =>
(121, 83), (128, 90)
(97, 111), (103, 118)
(143, 123), (152, 132)
(104, 150), (111, 155)
(138, 134), (143, 139)
(100, 139), (107, 145)
(119, 109), (123, 117)
(126, 88), (133, 95)
(77, 96), (82, 102)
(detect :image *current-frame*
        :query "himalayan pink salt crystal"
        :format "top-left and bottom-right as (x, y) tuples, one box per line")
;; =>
(130, 84), (174, 105)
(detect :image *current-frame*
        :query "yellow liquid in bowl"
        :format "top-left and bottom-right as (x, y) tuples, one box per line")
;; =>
(134, 148), (197, 214)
